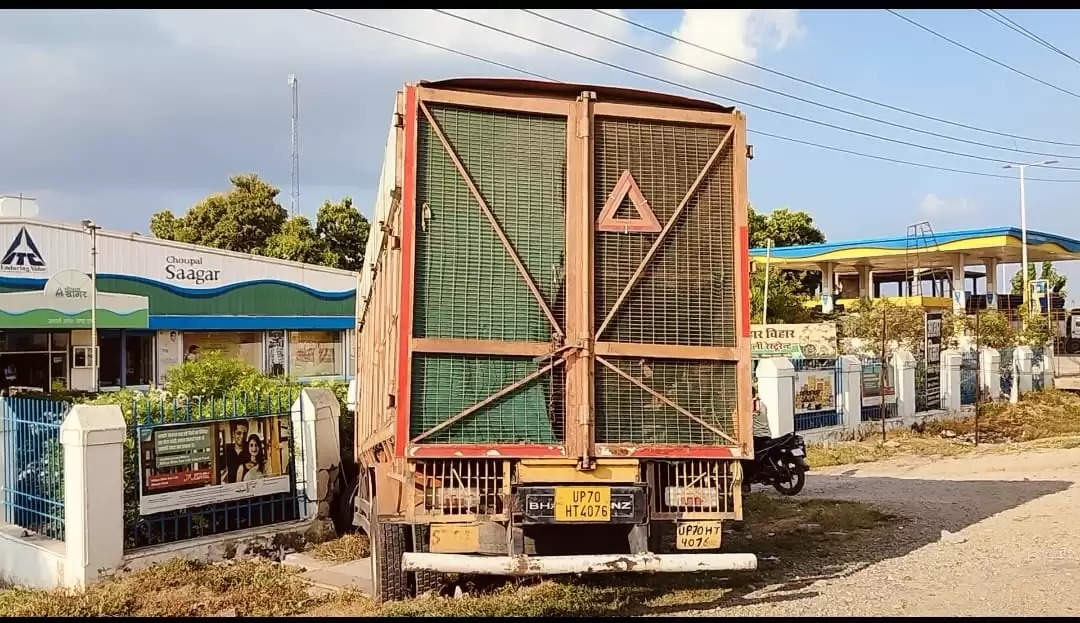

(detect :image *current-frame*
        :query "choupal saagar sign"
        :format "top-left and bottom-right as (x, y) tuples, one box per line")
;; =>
(751, 323), (838, 359)
(0, 269), (149, 329)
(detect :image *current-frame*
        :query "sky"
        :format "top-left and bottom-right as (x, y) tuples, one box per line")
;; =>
(3, 9), (1080, 303)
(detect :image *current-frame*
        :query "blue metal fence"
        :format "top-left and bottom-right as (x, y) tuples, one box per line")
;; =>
(1, 397), (69, 540)
(1000, 347), (1015, 397)
(960, 349), (978, 405)
(860, 357), (898, 421)
(125, 391), (304, 551)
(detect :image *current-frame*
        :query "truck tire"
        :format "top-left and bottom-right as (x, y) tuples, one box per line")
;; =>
(1067, 339), (1080, 355)
(360, 468), (412, 603)
(411, 524), (444, 596)
(371, 518), (411, 603)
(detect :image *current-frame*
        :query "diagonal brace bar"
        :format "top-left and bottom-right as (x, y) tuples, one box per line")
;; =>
(596, 127), (735, 339)
(595, 355), (738, 445)
(411, 358), (566, 443)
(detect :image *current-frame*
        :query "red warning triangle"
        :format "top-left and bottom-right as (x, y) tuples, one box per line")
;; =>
(596, 170), (662, 233)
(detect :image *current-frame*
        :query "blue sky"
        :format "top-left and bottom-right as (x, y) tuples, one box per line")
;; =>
(2, 9), (1079, 301)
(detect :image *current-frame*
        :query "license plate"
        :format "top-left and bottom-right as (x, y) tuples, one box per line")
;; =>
(676, 521), (723, 550)
(554, 486), (611, 522)
(790, 448), (804, 457)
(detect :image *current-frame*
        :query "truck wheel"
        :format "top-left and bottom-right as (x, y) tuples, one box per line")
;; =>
(411, 524), (445, 596)
(361, 469), (411, 603)
(1067, 339), (1080, 355)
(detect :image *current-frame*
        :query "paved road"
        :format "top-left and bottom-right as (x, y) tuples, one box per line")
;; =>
(689, 447), (1080, 617)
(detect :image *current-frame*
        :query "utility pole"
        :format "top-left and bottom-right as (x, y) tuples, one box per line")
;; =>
(288, 74), (300, 217)
(81, 220), (101, 392)
(1003, 159), (1058, 317)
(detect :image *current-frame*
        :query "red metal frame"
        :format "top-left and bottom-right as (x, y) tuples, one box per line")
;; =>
(595, 445), (739, 459)
(407, 444), (567, 458)
(738, 224), (751, 339)
(395, 85), (418, 458)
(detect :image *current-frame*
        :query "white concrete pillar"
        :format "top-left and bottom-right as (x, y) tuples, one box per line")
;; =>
(291, 388), (343, 519)
(1044, 346), (1055, 390)
(756, 358), (795, 438)
(838, 355), (863, 431)
(940, 349), (963, 413)
(857, 265), (871, 299)
(983, 258), (998, 308)
(60, 405), (126, 587)
(891, 348), (917, 419)
(980, 348), (1001, 401)
(952, 253), (967, 312)
(1015, 346), (1034, 398)
(819, 262), (835, 313)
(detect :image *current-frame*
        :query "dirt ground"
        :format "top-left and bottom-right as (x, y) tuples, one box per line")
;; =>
(672, 446), (1080, 617)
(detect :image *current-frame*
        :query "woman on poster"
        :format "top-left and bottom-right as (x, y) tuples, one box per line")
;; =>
(239, 433), (267, 481)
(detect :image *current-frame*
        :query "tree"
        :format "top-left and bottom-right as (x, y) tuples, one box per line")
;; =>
(316, 197), (370, 271)
(749, 205), (827, 323)
(1010, 261), (1067, 297)
(264, 216), (332, 265)
(840, 299), (961, 358)
(150, 176), (371, 271)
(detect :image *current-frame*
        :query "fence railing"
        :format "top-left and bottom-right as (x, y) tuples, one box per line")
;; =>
(125, 391), (305, 551)
(1, 397), (69, 540)
(860, 358), (898, 421)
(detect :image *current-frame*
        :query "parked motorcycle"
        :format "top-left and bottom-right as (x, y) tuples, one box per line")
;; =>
(741, 433), (810, 496)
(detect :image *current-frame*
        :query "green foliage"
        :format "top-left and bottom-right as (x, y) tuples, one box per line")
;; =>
(749, 204), (827, 322)
(150, 177), (370, 271)
(1010, 260), (1067, 296)
(150, 174), (287, 255)
(163, 351), (284, 397)
(750, 268), (813, 324)
(316, 197), (370, 271)
(968, 309), (1016, 350)
(1018, 307), (1056, 347)
(840, 299), (959, 357)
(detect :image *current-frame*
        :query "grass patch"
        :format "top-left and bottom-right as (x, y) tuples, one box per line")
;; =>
(0, 558), (343, 617)
(307, 533), (371, 563)
(807, 390), (1080, 468)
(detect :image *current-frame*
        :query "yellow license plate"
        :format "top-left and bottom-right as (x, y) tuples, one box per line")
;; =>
(554, 486), (611, 521)
(676, 521), (723, 550)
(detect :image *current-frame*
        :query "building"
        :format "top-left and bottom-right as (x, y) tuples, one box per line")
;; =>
(0, 217), (357, 393)
(751, 226), (1080, 315)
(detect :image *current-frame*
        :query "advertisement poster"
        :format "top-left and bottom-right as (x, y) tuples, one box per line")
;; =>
(156, 330), (182, 387)
(794, 369), (835, 414)
(751, 323), (838, 359)
(138, 416), (293, 515)
(289, 331), (340, 377)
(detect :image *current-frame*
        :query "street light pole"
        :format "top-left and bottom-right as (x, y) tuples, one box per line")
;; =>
(81, 220), (100, 392)
(1003, 159), (1058, 317)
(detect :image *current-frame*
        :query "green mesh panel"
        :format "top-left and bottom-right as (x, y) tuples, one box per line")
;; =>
(593, 117), (735, 347)
(410, 354), (563, 444)
(595, 357), (737, 445)
(414, 104), (566, 341)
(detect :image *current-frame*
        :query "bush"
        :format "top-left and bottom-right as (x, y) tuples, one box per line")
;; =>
(164, 351), (287, 397)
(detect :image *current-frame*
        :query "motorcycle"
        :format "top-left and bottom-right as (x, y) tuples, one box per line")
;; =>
(741, 432), (810, 496)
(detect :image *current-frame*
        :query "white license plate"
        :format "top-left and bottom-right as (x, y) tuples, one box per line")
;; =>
(790, 448), (804, 456)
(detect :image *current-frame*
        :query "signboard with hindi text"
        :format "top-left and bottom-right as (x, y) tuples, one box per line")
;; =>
(751, 323), (838, 359)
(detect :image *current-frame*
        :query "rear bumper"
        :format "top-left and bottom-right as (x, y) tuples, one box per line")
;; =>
(401, 552), (758, 575)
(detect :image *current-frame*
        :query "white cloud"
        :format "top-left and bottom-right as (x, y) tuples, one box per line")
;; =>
(919, 193), (976, 217)
(666, 10), (805, 76)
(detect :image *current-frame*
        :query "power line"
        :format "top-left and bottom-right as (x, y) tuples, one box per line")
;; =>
(435, 9), (1080, 171)
(887, 9), (1080, 100)
(980, 9), (1080, 66)
(305, 9), (560, 83)
(748, 129), (1080, 182)
(306, 9), (1080, 183)
(523, 8), (1080, 160)
(594, 9), (1080, 149)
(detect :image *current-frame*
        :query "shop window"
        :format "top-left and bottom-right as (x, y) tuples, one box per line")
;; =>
(99, 332), (123, 388)
(73, 346), (98, 369)
(183, 332), (263, 370)
(288, 331), (342, 378)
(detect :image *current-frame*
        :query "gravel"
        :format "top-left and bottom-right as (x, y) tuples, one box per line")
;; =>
(668, 447), (1080, 617)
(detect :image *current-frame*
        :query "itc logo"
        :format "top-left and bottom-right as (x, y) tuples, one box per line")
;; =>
(0, 227), (46, 273)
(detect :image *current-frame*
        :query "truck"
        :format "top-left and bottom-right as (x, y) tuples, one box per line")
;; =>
(351, 78), (755, 601)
